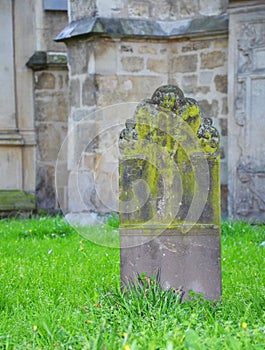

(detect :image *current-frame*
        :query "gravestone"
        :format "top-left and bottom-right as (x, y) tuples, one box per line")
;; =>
(119, 85), (221, 300)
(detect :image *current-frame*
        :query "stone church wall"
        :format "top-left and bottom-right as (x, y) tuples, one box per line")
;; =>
(59, 11), (229, 214)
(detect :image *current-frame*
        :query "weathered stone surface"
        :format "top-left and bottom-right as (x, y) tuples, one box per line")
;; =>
(44, 10), (68, 52)
(150, 0), (171, 20)
(72, 109), (90, 122)
(181, 74), (197, 93)
(96, 74), (165, 107)
(82, 76), (96, 106)
(120, 229), (221, 301)
(200, 51), (226, 69)
(67, 42), (89, 76)
(36, 166), (55, 209)
(121, 57), (144, 73)
(170, 55), (197, 73)
(37, 123), (67, 162)
(228, 5), (265, 221)
(198, 99), (219, 118)
(147, 58), (168, 73)
(219, 118), (227, 136)
(138, 45), (157, 54)
(36, 72), (56, 89)
(35, 98), (54, 122)
(0, 147), (23, 189)
(199, 71), (213, 85)
(182, 40), (211, 52)
(0, 0), (16, 130)
(68, 0), (227, 22)
(95, 41), (117, 74)
(0, 190), (35, 211)
(119, 85), (221, 300)
(179, 0), (199, 17)
(128, 1), (150, 18)
(214, 37), (228, 48)
(222, 97), (228, 115)
(214, 74), (227, 93)
(69, 78), (80, 108)
(70, 0), (97, 21)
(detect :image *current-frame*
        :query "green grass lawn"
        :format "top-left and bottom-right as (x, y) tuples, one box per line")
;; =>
(0, 217), (264, 349)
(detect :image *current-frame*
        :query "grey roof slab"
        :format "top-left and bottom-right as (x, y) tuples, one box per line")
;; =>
(54, 14), (228, 42)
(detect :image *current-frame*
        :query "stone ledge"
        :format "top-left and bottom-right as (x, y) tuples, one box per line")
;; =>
(0, 190), (35, 211)
(0, 132), (36, 146)
(26, 51), (68, 71)
(0, 133), (24, 146)
(54, 14), (228, 42)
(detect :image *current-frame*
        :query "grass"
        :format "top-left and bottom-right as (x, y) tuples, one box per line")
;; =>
(0, 217), (264, 349)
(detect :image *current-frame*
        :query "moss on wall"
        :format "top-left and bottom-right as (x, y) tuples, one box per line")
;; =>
(0, 190), (35, 211)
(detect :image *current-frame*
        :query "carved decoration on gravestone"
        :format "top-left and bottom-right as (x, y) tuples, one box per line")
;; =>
(119, 85), (221, 301)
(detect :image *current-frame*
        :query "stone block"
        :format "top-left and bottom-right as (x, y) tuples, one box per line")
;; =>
(36, 72), (56, 90)
(68, 170), (95, 212)
(200, 51), (226, 69)
(35, 91), (68, 122)
(128, 1), (150, 18)
(0, 190), (35, 211)
(170, 55), (198, 73)
(55, 92), (69, 122)
(121, 57), (144, 73)
(147, 58), (168, 73)
(95, 41), (117, 74)
(120, 229), (221, 301)
(22, 146), (36, 192)
(35, 97), (54, 122)
(222, 97), (228, 115)
(214, 38), (228, 49)
(138, 45), (157, 55)
(182, 40), (210, 52)
(68, 41), (90, 76)
(70, 0), (97, 21)
(36, 165), (55, 209)
(181, 74), (198, 93)
(214, 74), (227, 93)
(150, 0), (171, 20)
(67, 119), (99, 170)
(69, 78), (80, 108)
(82, 152), (97, 170)
(199, 0), (225, 16)
(179, 0), (199, 17)
(95, 74), (165, 107)
(44, 10), (68, 52)
(0, 147), (22, 189)
(37, 123), (67, 162)
(72, 109), (90, 122)
(198, 99), (219, 118)
(219, 118), (227, 136)
(0, 0), (16, 130)
(82, 76), (96, 106)
(228, 5), (265, 221)
(120, 44), (134, 53)
(199, 71), (213, 85)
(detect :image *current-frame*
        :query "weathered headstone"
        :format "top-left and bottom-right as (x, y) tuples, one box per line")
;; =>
(119, 85), (221, 300)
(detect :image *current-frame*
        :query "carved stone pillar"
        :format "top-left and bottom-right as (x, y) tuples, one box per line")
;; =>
(228, 1), (265, 221)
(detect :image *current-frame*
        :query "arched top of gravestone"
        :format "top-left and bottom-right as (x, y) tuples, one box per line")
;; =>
(119, 85), (219, 156)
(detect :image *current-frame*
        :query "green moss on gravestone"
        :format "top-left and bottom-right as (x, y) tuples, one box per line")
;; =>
(119, 85), (220, 227)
